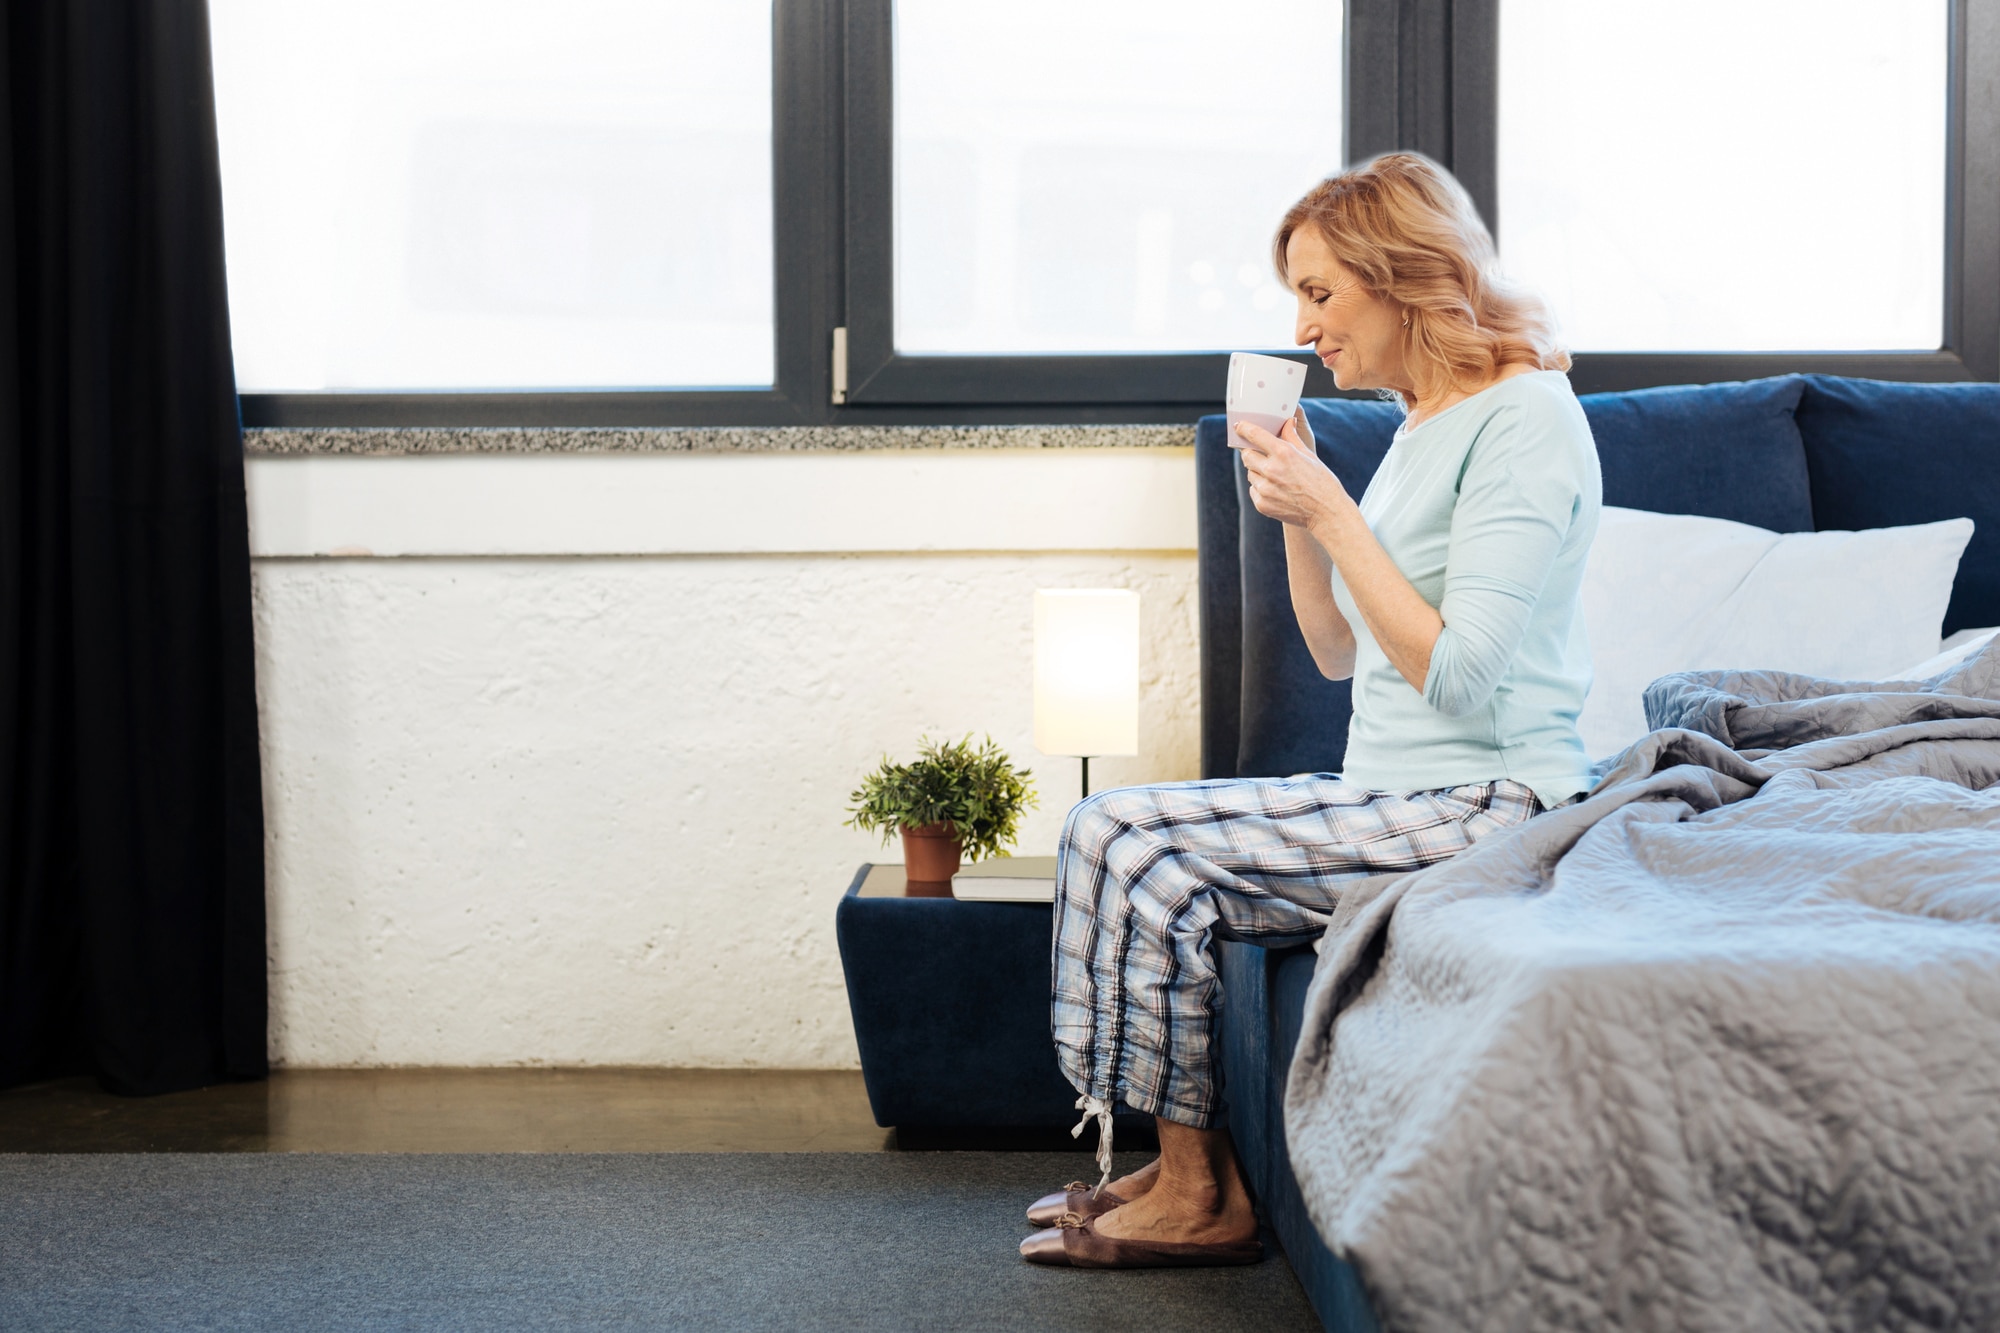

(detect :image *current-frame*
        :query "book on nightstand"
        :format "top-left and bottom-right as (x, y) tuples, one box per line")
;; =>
(951, 855), (1058, 902)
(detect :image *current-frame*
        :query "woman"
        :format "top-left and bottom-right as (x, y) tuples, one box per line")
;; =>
(1021, 152), (1600, 1268)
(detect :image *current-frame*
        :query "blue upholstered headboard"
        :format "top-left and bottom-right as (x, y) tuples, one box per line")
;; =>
(1196, 375), (2000, 780)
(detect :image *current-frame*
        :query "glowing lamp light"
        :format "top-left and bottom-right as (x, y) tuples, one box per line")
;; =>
(1033, 589), (1139, 797)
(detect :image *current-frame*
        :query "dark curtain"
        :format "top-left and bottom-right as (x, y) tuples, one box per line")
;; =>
(0, 1), (266, 1094)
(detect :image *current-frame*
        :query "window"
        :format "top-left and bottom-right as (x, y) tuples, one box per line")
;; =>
(210, 0), (774, 393)
(1498, 0), (1949, 354)
(893, 0), (1342, 356)
(220, 0), (1998, 426)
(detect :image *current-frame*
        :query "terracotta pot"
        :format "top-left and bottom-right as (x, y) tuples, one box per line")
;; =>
(900, 822), (964, 894)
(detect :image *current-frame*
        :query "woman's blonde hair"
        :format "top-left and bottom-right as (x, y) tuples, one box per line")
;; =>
(1273, 152), (1568, 406)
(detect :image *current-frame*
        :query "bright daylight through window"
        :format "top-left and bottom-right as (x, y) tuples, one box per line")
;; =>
(893, 0), (1344, 356)
(209, 0), (774, 392)
(1498, 0), (1948, 353)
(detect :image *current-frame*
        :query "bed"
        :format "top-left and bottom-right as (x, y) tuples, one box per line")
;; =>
(1196, 374), (2000, 1330)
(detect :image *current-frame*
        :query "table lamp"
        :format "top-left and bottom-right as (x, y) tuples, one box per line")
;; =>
(1033, 589), (1139, 798)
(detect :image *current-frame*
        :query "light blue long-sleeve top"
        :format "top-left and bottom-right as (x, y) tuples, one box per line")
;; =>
(1328, 369), (1600, 807)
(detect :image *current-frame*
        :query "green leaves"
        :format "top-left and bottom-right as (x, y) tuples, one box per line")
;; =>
(843, 733), (1040, 863)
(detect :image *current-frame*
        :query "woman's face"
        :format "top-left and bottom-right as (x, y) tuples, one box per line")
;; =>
(1285, 228), (1409, 395)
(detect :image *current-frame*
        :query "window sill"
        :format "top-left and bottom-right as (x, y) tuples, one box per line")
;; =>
(243, 424), (1196, 458)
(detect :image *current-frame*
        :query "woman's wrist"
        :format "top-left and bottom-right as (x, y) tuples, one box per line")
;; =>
(1307, 501), (1364, 558)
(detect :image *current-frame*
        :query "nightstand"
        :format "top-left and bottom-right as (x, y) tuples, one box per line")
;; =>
(836, 863), (1147, 1138)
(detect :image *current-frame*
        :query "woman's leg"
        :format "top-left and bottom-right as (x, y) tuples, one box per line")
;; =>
(1045, 774), (1539, 1247)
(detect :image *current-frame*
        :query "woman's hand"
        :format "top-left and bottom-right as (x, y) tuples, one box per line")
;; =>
(1232, 408), (1358, 533)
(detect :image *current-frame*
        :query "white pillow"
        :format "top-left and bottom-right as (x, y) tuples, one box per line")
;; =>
(1896, 626), (2000, 680)
(1577, 507), (1975, 759)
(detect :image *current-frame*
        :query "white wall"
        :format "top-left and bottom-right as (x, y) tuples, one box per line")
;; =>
(251, 448), (1203, 1068)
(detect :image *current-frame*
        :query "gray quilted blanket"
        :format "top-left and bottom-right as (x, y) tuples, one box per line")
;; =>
(1284, 642), (2000, 1332)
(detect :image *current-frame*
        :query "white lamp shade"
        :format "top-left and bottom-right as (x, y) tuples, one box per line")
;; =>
(1033, 589), (1140, 758)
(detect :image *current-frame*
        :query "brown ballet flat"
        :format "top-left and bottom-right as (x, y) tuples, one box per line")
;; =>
(1025, 1181), (1126, 1229)
(1018, 1214), (1264, 1268)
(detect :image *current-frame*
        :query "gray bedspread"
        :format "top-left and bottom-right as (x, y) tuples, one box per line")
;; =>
(1284, 642), (2000, 1332)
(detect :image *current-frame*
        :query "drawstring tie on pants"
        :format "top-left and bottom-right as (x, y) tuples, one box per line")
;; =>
(1072, 1093), (1114, 1192)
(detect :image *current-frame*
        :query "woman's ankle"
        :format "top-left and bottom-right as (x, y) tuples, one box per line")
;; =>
(1142, 1118), (1255, 1220)
(1107, 1156), (1161, 1198)
(1153, 1169), (1252, 1217)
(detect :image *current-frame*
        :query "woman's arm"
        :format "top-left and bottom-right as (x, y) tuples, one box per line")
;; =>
(1307, 505), (1443, 693)
(1235, 413), (1442, 693)
(1415, 410), (1581, 716)
(1283, 521), (1357, 679)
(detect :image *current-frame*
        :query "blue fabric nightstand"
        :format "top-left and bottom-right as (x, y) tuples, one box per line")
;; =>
(836, 863), (1145, 1133)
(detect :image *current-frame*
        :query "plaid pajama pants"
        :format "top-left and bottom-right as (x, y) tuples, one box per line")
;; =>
(1051, 773), (1542, 1167)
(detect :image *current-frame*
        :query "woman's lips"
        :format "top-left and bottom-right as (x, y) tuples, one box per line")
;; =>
(1321, 349), (1340, 367)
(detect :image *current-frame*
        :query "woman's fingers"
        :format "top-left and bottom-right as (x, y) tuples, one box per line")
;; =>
(1247, 414), (1314, 459)
(1284, 406), (1316, 453)
(1243, 456), (1301, 520)
(1243, 431), (1336, 527)
(1232, 419), (1282, 453)
(1242, 456), (1295, 498)
(1242, 441), (1297, 480)
(1241, 454), (1276, 489)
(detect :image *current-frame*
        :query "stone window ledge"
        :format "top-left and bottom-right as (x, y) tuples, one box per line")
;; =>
(245, 424), (1195, 457)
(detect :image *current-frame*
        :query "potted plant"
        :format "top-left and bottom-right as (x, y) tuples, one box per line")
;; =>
(845, 734), (1039, 890)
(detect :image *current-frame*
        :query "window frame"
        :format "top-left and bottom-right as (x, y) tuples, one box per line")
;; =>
(238, 0), (1997, 428)
(835, 0), (1337, 408)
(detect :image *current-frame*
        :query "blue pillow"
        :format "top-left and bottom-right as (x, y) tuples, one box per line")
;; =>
(1797, 375), (2000, 636)
(1579, 376), (1814, 533)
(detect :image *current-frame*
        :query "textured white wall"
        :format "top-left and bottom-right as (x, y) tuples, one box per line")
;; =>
(253, 462), (1204, 1066)
(245, 449), (1197, 557)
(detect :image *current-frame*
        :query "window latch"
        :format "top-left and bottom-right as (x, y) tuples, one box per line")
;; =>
(831, 327), (849, 406)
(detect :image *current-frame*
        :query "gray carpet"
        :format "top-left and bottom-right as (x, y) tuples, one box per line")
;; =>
(0, 1152), (1316, 1331)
